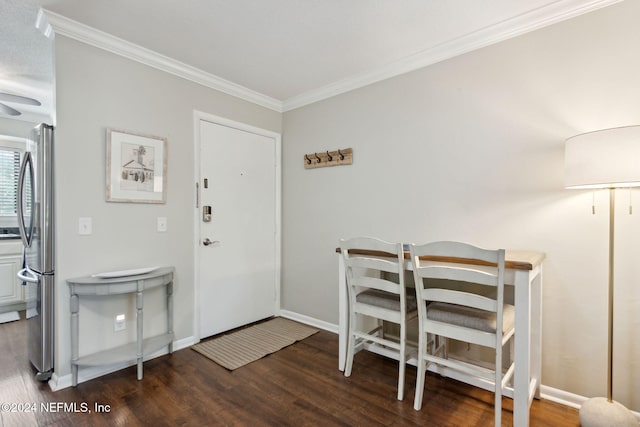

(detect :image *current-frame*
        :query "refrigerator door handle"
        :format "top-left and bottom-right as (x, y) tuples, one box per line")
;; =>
(17, 151), (34, 248)
(18, 268), (39, 284)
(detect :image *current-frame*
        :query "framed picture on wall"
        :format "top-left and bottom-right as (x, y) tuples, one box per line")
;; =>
(106, 128), (168, 203)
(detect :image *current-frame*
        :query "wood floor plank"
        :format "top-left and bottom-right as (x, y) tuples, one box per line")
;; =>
(0, 316), (580, 426)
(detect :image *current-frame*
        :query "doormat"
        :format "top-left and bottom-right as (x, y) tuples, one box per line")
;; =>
(0, 311), (20, 324)
(192, 317), (319, 370)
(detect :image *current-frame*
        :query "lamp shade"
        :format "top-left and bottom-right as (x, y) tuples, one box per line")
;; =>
(565, 125), (640, 189)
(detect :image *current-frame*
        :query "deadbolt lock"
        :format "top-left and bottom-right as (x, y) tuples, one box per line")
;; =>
(203, 206), (212, 222)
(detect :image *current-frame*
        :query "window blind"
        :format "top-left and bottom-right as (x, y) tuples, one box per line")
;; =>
(0, 148), (21, 215)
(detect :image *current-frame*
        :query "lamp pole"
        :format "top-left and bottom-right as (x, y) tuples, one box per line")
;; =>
(607, 188), (614, 403)
(579, 187), (636, 427)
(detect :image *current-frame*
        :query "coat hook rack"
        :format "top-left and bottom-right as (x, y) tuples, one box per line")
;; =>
(303, 147), (353, 169)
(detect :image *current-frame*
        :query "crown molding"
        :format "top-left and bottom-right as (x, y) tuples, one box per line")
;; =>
(282, 0), (623, 111)
(41, 0), (622, 114)
(41, 9), (283, 113)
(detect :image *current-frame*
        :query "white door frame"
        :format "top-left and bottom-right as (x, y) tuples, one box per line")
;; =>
(192, 110), (281, 341)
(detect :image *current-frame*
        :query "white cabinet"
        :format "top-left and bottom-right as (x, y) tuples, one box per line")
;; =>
(0, 253), (24, 311)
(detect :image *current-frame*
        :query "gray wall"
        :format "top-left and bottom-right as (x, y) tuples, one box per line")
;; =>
(54, 36), (281, 380)
(281, 1), (640, 409)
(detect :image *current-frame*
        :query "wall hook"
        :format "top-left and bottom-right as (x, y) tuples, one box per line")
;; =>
(303, 147), (352, 169)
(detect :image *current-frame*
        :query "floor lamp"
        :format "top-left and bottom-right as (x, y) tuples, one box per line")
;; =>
(565, 125), (639, 427)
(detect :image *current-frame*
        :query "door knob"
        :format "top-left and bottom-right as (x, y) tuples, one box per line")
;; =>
(203, 238), (219, 246)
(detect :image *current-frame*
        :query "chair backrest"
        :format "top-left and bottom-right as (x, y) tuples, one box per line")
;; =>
(340, 237), (405, 296)
(409, 241), (506, 330)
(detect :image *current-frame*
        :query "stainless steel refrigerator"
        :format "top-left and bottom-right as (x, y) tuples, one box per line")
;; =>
(17, 123), (55, 381)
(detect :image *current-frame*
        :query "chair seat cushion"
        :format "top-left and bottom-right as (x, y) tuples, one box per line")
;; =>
(356, 289), (418, 312)
(427, 302), (514, 333)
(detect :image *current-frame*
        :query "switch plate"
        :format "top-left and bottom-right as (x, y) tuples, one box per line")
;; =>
(78, 217), (92, 235)
(157, 217), (167, 232)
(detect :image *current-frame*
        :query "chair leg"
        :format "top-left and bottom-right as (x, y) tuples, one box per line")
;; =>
(444, 336), (449, 359)
(495, 343), (503, 426)
(495, 385), (502, 427)
(397, 322), (406, 400)
(414, 331), (427, 411)
(344, 310), (356, 377)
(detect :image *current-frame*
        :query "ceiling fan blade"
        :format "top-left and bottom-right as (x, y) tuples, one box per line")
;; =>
(0, 102), (22, 116)
(0, 92), (41, 106)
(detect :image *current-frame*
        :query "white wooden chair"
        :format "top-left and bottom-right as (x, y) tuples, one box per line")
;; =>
(409, 241), (514, 426)
(340, 237), (418, 400)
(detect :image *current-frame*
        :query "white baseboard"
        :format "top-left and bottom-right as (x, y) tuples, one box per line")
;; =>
(539, 385), (583, 409)
(48, 335), (198, 391)
(278, 309), (338, 334)
(540, 385), (640, 420)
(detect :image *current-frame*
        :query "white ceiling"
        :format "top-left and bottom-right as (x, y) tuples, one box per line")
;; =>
(0, 0), (621, 122)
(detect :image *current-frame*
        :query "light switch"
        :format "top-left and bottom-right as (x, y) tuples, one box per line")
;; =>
(157, 217), (167, 232)
(78, 217), (92, 235)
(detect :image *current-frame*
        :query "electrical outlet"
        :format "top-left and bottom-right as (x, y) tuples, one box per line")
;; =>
(78, 217), (92, 235)
(114, 313), (126, 332)
(157, 217), (167, 232)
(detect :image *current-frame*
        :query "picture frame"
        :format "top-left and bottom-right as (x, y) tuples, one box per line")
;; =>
(106, 128), (168, 204)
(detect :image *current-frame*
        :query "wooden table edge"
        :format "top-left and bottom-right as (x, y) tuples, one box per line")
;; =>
(335, 248), (545, 271)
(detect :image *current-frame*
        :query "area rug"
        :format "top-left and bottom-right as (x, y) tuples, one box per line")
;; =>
(192, 317), (319, 370)
(0, 311), (20, 324)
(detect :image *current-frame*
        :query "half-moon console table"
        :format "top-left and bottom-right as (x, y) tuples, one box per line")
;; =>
(67, 266), (175, 387)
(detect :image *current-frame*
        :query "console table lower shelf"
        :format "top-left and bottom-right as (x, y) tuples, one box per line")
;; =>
(67, 266), (175, 386)
(73, 333), (174, 367)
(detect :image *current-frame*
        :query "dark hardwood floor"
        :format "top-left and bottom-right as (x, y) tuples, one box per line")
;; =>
(0, 315), (579, 426)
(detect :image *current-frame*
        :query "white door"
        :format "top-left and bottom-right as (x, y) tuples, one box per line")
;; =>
(198, 118), (278, 339)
